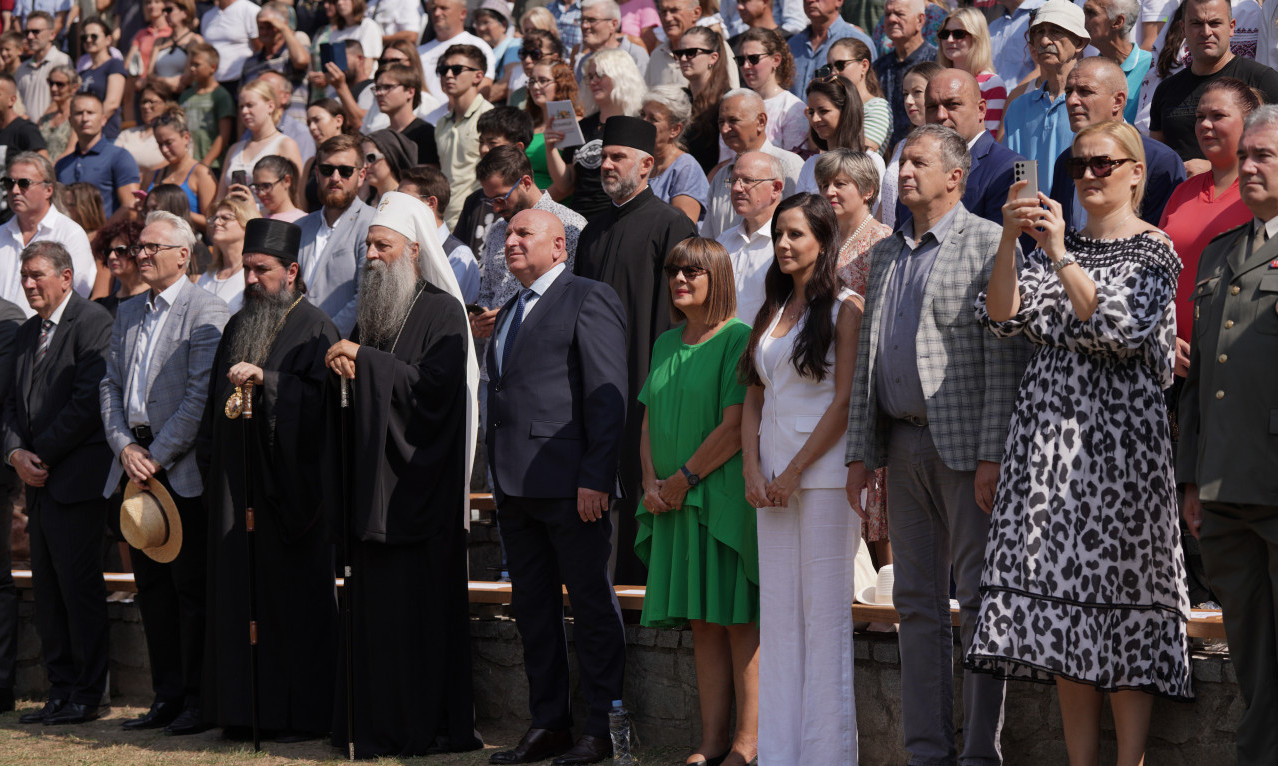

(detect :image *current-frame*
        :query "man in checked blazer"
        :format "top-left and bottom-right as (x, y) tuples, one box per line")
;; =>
(4, 242), (113, 725)
(296, 134), (377, 336)
(485, 209), (629, 766)
(845, 124), (1030, 766)
(99, 211), (229, 736)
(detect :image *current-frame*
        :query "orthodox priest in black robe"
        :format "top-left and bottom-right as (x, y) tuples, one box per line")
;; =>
(324, 191), (482, 758)
(573, 117), (698, 585)
(197, 219), (340, 739)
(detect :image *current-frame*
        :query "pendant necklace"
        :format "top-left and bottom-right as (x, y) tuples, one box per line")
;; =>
(388, 284), (427, 354)
(224, 294), (306, 419)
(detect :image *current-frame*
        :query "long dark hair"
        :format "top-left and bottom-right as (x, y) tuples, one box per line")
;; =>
(739, 193), (841, 385)
(684, 26), (731, 122)
(806, 76), (864, 152)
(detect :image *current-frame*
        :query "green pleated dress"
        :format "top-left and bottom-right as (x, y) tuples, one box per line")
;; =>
(635, 319), (760, 628)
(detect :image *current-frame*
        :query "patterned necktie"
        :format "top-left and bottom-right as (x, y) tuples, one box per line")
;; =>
(501, 288), (534, 374)
(35, 319), (52, 364)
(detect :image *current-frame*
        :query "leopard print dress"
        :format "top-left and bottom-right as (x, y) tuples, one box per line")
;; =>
(964, 230), (1193, 701)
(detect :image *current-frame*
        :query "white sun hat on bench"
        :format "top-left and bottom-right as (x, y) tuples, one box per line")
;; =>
(856, 564), (895, 607)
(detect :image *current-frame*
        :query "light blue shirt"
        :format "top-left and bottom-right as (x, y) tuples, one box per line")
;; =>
(1120, 44), (1153, 125)
(721, 0), (807, 37)
(989, 0), (1045, 88)
(1003, 82), (1073, 190)
(493, 262), (566, 375)
(787, 17), (877, 98)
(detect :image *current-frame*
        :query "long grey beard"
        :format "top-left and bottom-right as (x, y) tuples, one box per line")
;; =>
(226, 284), (296, 363)
(357, 255), (419, 349)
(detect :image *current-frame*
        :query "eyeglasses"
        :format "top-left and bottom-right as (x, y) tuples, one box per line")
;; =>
(109, 245), (134, 259)
(482, 179), (522, 206)
(209, 213), (239, 225)
(673, 47), (714, 60)
(937, 28), (970, 41)
(727, 175), (775, 189)
(317, 163), (358, 179)
(811, 65), (841, 82)
(128, 243), (183, 257)
(664, 264), (708, 279)
(829, 58), (858, 72)
(0, 177), (48, 191)
(81, 33), (100, 43)
(250, 179), (281, 193)
(371, 83), (401, 94)
(46, 79), (70, 88)
(23, 28), (48, 37)
(365, 151), (385, 165)
(736, 53), (767, 66)
(586, 70), (606, 82)
(580, 15), (612, 25)
(527, 76), (554, 88)
(1065, 155), (1135, 179)
(436, 63), (481, 77)
(518, 47), (547, 61)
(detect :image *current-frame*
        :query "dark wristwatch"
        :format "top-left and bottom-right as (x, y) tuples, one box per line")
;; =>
(680, 465), (701, 486)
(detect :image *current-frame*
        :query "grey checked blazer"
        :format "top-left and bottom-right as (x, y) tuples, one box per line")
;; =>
(99, 279), (230, 498)
(845, 203), (1030, 472)
(296, 198), (377, 336)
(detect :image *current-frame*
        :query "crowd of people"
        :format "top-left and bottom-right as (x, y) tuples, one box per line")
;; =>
(0, 0), (1275, 764)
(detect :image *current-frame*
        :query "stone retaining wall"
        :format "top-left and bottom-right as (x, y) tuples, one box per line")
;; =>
(13, 597), (1241, 765)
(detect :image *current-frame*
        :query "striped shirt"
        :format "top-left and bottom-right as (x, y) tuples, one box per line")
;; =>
(977, 71), (1007, 132)
(863, 96), (892, 153)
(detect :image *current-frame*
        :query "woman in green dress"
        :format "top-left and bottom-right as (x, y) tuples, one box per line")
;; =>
(638, 238), (759, 766)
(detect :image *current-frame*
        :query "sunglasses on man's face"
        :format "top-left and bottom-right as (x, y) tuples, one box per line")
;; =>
(317, 163), (357, 179)
(937, 28), (970, 41)
(436, 63), (480, 77)
(24, 28), (48, 37)
(1065, 155), (1135, 180)
(0, 176), (47, 191)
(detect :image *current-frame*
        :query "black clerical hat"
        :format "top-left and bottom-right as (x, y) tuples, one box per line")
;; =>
(244, 218), (302, 265)
(602, 116), (656, 156)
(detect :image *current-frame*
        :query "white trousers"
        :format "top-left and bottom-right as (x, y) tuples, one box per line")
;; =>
(756, 487), (860, 765)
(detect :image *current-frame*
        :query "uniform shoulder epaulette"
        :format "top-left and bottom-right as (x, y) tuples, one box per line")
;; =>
(1208, 221), (1251, 244)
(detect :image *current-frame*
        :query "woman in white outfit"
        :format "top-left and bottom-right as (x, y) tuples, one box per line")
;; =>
(740, 193), (863, 765)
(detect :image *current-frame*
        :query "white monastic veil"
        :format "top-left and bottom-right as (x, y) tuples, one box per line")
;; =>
(369, 191), (480, 531)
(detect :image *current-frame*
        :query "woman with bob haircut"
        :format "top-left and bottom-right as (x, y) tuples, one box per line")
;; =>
(969, 119), (1192, 766)
(935, 7), (1005, 131)
(740, 193), (863, 764)
(638, 237), (760, 766)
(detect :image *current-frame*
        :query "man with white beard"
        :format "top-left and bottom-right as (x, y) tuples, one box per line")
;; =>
(324, 192), (480, 759)
(574, 116), (696, 584)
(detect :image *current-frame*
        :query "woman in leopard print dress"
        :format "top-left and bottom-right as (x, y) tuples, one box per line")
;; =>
(966, 121), (1192, 766)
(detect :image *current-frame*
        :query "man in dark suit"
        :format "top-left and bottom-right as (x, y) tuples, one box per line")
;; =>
(1179, 106), (1278, 766)
(0, 295), (27, 714)
(897, 68), (1024, 227)
(486, 209), (629, 766)
(3, 241), (113, 725)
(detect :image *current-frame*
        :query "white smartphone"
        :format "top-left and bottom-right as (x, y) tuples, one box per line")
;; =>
(1013, 160), (1039, 201)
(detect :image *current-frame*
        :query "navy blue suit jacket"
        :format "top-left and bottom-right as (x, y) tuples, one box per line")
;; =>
(1050, 135), (1186, 229)
(485, 268), (629, 503)
(896, 130), (1025, 227)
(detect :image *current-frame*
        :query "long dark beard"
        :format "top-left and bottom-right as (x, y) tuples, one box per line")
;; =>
(356, 255), (419, 349)
(226, 283), (296, 363)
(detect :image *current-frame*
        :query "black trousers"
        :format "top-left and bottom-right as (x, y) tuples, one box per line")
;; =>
(498, 496), (625, 738)
(0, 472), (18, 693)
(128, 469), (207, 709)
(27, 488), (109, 705)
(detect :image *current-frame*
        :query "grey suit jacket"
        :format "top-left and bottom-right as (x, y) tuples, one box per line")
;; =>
(296, 198), (377, 336)
(99, 279), (230, 498)
(845, 203), (1030, 473)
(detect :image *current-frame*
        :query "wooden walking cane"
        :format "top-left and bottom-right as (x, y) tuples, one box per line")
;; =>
(242, 380), (262, 752)
(339, 377), (355, 761)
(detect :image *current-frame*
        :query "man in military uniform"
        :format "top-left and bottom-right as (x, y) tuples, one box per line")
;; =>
(1180, 104), (1278, 766)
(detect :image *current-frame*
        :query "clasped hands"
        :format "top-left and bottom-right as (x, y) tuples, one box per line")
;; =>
(325, 340), (360, 380)
(642, 471), (694, 514)
(744, 464), (799, 509)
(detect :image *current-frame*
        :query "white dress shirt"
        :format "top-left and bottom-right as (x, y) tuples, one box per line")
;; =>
(493, 262), (565, 376)
(125, 278), (187, 428)
(716, 220), (774, 325)
(0, 206), (96, 316)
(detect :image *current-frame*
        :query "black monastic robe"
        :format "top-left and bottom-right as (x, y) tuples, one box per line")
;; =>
(198, 298), (340, 734)
(574, 187), (698, 584)
(329, 280), (481, 758)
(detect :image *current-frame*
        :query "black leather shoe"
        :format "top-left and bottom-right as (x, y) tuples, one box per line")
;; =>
(490, 728), (573, 764)
(121, 700), (181, 730)
(19, 698), (66, 724)
(551, 734), (612, 765)
(164, 707), (212, 736)
(0, 688), (14, 714)
(44, 703), (104, 725)
(686, 752), (730, 766)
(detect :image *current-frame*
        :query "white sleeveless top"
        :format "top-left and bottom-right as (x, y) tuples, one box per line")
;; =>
(223, 132), (289, 183)
(753, 288), (856, 490)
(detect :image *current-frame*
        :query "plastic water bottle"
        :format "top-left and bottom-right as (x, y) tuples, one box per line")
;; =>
(608, 700), (638, 765)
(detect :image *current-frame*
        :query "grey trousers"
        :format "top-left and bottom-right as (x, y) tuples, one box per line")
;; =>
(1200, 501), (1278, 766)
(887, 423), (1005, 766)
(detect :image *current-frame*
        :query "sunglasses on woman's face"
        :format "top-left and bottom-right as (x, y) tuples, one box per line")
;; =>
(736, 53), (767, 66)
(810, 65), (840, 82)
(519, 47), (545, 61)
(1065, 155), (1135, 179)
(673, 47), (714, 61)
(81, 33), (100, 43)
(109, 245), (134, 259)
(937, 28), (970, 41)
(664, 264), (708, 279)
